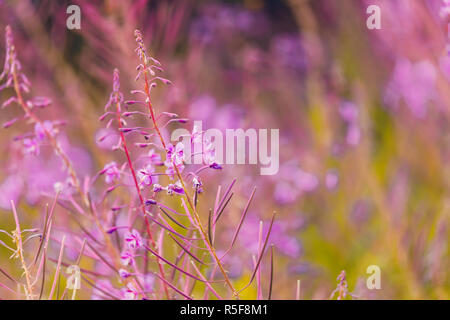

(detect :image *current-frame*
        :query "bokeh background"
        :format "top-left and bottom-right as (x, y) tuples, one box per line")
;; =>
(0, 0), (449, 299)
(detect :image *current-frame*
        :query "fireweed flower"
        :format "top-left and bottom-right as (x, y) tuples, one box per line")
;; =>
(122, 283), (139, 300)
(103, 162), (121, 184)
(164, 142), (185, 178)
(191, 123), (203, 144)
(0, 26), (28, 93)
(166, 181), (185, 195)
(118, 268), (131, 279)
(120, 250), (135, 266)
(0, 27), (278, 301)
(166, 142), (185, 165)
(152, 183), (163, 193)
(124, 229), (143, 249)
(23, 138), (39, 155)
(192, 176), (202, 188)
(34, 121), (56, 142)
(1, 26), (85, 204)
(203, 138), (217, 165)
(138, 164), (156, 187)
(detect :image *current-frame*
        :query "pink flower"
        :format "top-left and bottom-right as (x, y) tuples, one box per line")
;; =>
(124, 229), (143, 249)
(164, 143), (185, 178)
(120, 251), (135, 266)
(138, 164), (156, 187)
(153, 183), (163, 192)
(203, 138), (216, 165)
(191, 124), (203, 144)
(166, 142), (185, 165)
(166, 181), (185, 195)
(118, 268), (131, 278)
(34, 120), (56, 142)
(122, 283), (139, 300)
(23, 138), (39, 155)
(103, 162), (120, 184)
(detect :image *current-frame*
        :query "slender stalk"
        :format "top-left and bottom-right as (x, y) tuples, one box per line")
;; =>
(11, 200), (33, 299)
(141, 69), (237, 296)
(114, 83), (170, 299)
(48, 235), (65, 300)
(10, 64), (87, 205)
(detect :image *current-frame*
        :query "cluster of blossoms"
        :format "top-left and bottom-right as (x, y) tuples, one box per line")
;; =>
(0, 27), (57, 154)
(0, 26), (82, 203)
(164, 142), (185, 178)
(92, 29), (275, 299)
(0, 26), (28, 93)
(102, 162), (121, 184)
(120, 229), (143, 270)
(0, 25), (277, 301)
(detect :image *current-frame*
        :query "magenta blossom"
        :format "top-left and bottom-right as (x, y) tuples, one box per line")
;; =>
(164, 143), (185, 178)
(203, 138), (216, 165)
(34, 120), (56, 142)
(166, 181), (185, 195)
(23, 138), (39, 155)
(103, 162), (120, 184)
(124, 229), (143, 249)
(138, 164), (156, 187)
(166, 142), (185, 166)
(122, 283), (139, 300)
(120, 251), (135, 266)
(118, 268), (131, 279)
(153, 183), (163, 192)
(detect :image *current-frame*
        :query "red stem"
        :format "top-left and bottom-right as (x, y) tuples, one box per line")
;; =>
(116, 100), (170, 299)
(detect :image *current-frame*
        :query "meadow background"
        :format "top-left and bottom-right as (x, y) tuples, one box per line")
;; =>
(0, 0), (449, 299)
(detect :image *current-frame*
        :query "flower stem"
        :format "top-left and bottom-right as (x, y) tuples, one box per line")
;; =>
(115, 98), (170, 299)
(142, 71), (237, 297)
(11, 66), (88, 206)
(11, 200), (34, 299)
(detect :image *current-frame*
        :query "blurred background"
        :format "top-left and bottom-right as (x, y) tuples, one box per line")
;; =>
(0, 0), (449, 299)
